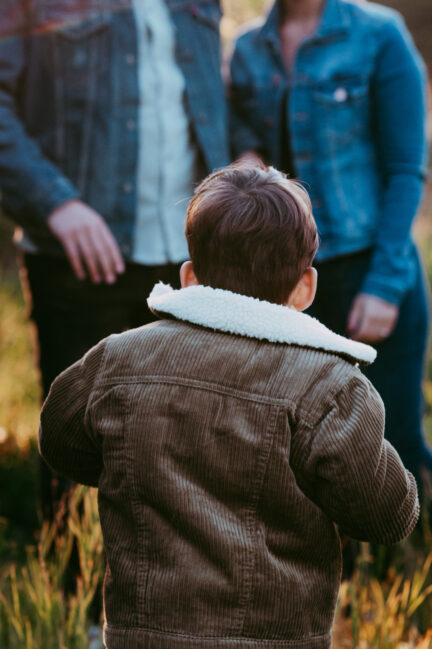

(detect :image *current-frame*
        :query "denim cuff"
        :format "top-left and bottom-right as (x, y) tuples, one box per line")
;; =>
(28, 175), (80, 221)
(360, 273), (407, 306)
(231, 127), (262, 159)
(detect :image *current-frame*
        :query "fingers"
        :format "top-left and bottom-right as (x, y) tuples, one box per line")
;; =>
(61, 223), (125, 284)
(347, 296), (365, 337)
(47, 201), (125, 284)
(80, 224), (125, 284)
(348, 294), (399, 344)
(351, 319), (378, 343)
(99, 226), (126, 276)
(352, 318), (391, 344)
(76, 232), (103, 284)
(62, 237), (86, 281)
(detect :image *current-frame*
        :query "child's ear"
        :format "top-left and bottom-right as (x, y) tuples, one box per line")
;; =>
(180, 261), (200, 288)
(286, 267), (317, 311)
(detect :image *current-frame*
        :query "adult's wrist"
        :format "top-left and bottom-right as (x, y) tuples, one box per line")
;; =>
(360, 275), (404, 306)
(32, 177), (80, 223)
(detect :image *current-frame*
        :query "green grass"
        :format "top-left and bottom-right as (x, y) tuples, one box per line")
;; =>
(0, 488), (104, 649)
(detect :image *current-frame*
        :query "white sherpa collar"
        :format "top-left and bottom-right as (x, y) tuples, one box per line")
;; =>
(147, 283), (376, 365)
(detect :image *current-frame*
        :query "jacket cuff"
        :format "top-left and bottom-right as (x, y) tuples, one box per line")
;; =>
(231, 128), (262, 160)
(360, 274), (407, 306)
(29, 175), (80, 221)
(382, 471), (420, 546)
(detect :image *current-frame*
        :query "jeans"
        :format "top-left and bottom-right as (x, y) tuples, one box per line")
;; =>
(308, 247), (432, 487)
(23, 252), (182, 519)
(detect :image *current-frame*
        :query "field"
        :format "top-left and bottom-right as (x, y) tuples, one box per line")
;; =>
(1, 0), (432, 647)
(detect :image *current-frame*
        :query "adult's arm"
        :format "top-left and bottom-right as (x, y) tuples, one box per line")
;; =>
(360, 14), (428, 305)
(39, 340), (107, 487)
(0, 2), (79, 227)
(291, 372), (419, 545)
(0, 3), (125, 282)
(229, 38), (264, 159)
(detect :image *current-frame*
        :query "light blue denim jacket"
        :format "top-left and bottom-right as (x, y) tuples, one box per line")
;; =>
(0, 0), (229, 260)
(230, 0), (428, 304)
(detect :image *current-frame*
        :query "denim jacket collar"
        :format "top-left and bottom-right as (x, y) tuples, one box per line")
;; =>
(148, 282), (376, 365)
(258, 0), (350, 47)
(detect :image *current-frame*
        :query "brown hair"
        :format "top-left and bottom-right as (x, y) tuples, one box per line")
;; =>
(185, 163), (319, 304)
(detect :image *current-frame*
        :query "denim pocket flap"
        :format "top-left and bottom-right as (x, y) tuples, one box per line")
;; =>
(313, 82), (369, 106)
(56, 12), (111, 40)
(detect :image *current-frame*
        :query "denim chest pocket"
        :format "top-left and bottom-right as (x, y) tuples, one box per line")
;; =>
(312, 79), (371, 144)
(56, 13), (111, 41)
(36, 4), (112, 83)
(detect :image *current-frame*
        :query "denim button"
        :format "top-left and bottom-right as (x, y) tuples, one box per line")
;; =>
(197, 112), (208, 125)
(126, 120), (136, 131)
(123, 182), (133, 193)
(125, 54), (135, 65)
(334, 87), (348, 102)
(178, 49), (193, 62)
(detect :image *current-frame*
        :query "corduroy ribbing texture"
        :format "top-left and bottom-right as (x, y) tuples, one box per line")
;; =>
(39, 319), (419, 649)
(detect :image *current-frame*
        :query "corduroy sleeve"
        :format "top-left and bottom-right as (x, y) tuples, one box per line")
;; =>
(38, 340), (107, 487)
(292, 372), (419, 545)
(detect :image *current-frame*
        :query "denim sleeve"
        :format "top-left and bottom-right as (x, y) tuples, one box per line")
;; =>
(228, 39), (264, 159)
(361, 16), (428, 305)
(0, 3), (79, 227)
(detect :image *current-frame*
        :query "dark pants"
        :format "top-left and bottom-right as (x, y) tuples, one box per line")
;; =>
(308, 247), (432, 487)
(22, 252), (182, 519)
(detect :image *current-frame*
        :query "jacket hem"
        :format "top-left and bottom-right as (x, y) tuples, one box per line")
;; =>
(104, 625), (332, 649)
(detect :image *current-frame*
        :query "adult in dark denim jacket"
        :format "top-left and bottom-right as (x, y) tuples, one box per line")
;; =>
(0, 0), (228, 516)
(0, 0), (227, 253)
(230, 0), (432, 486)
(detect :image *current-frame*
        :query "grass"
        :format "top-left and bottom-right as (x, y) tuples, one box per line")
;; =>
(0, 488), (104, 649)
(0, 2), (431, 644)
(0, 490), (432, 648)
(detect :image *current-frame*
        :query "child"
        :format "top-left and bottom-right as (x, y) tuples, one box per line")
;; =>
(39, 164), (418, 649)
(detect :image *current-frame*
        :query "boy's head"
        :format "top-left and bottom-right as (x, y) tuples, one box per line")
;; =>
(182, 163), (319, 310)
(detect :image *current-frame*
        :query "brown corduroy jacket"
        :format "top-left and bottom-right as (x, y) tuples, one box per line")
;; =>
(39, 283), (419, 649)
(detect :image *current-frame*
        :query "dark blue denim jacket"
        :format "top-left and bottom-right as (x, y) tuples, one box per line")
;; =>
(0, 0), (229, 259)
(230, 0), (428, 304)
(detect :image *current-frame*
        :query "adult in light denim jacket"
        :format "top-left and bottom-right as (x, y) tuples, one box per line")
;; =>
(230, 0), (432, 486)
(0, 0), (228, 517)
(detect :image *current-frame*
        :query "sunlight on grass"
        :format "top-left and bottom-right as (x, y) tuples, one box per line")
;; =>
(0, 285), (39, 448)
(0, 488), (103, 649)
(0, 490), (431, 649)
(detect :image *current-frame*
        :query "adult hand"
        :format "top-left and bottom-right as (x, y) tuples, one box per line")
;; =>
(347, 293), (399, 344)
(236, 150), (264, 167)
(47, 200), (125, 284)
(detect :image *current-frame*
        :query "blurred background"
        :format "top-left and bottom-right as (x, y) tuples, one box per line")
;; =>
(0, 1), (431, 647)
